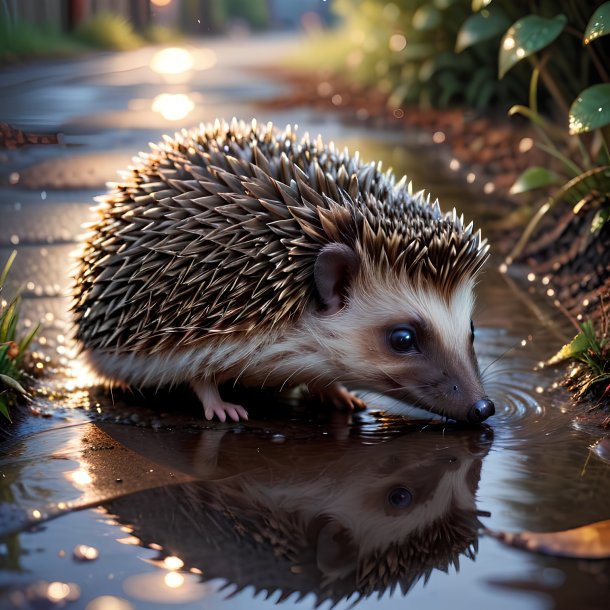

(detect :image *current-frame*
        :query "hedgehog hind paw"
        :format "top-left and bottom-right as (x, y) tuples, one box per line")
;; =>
(192, 380), (249, 422)
(317, 382), (367, 412)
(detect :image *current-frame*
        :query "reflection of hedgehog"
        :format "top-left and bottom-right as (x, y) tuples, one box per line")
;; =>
(102, 427), (491, 606)
(74, 118), (494, 423)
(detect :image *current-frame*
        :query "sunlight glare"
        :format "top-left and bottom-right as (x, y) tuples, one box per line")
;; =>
(152, 93), (195, 121)
(150, 48), (194, 75)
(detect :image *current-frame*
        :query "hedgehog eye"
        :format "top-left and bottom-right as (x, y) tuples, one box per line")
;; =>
(470, 319), (475, 344)
(387, 325), (417, 354)
(387, 487), (412, 509)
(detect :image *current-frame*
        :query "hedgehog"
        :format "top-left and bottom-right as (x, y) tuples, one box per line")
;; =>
(73, 118), (495, 424)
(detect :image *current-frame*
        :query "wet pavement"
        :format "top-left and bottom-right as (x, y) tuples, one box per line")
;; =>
(1, 34), (610, 610)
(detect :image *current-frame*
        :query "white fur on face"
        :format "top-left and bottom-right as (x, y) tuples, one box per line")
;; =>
(308, 274), (477, 378)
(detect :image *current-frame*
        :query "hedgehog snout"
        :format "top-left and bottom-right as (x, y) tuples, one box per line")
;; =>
(466, 398), (495, 423)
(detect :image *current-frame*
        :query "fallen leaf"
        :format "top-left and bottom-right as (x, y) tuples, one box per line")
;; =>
(484, 519), (610, 559)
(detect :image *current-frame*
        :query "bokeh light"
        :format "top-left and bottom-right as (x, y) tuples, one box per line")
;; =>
(151, 93), (195, 121)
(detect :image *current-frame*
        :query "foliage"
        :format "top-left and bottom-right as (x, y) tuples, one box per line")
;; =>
(74, 12), (144, 51)
(316, 0), (527, 109)
(0, 17), (87, 62)
(485, 1), (610, 262)
(0, 11), (170, 62)
(0, 252), (39, 421)
(549, 317), (610, 402)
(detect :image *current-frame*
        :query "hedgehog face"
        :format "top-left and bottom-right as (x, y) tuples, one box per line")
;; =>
(312, 247), (493, 423)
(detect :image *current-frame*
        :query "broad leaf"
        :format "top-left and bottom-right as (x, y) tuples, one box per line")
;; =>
(569, 83), (610, 134)
(584, 1), (610, 44)
(509, 167), (560, 195)
(499, 15), (567, 78)
(485, 519), (610, 559)
(456, 10), (511, 52)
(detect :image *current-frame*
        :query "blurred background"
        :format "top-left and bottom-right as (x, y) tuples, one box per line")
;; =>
(0, 0), (335, 44)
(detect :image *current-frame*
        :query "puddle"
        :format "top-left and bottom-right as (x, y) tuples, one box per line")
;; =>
(2, 115), (610, 609)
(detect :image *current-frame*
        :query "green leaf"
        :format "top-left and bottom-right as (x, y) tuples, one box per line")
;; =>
(569, 84), (610, 135)
(412, 5), (442, 31)
(548, 333), (589, 365)
(456, 10), (511, 52)
(499, 15), (567, 78)
(584, 1), (610, 44)
(509, 167), (561, 194)
(0, 373), (27, 395)
(547, 320), (603, 365)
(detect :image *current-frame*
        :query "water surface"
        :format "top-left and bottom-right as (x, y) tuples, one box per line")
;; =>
(1, 37), (609, 610)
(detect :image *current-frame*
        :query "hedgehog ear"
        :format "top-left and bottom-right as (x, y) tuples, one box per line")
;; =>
(315, 519), (358, 578)
(314, 243), (359, 316)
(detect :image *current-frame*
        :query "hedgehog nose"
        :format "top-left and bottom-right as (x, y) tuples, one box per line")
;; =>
(467, 399), (495, 423)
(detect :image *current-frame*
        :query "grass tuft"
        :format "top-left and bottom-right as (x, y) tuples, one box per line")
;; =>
(549, 306), (610, 407)
(0, 252), (39, 421)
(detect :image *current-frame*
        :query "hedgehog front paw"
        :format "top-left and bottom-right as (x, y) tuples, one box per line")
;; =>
(192, 379), (249, 422)
(317, 382), (367, 412)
